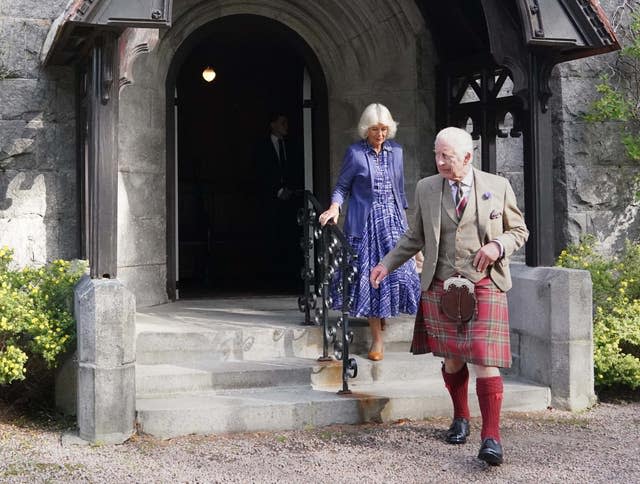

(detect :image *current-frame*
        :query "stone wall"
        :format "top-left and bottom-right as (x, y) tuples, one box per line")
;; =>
(508, 264), (596, 411)
(552, 0), (640, 254)
(117, 28), (167, 307)
(0, 0), (79, 267)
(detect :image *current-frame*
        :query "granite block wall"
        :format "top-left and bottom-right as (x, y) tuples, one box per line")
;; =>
(0, 0), (79, 267)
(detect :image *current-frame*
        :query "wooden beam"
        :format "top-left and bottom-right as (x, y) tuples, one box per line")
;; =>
(523, 52), (555, 267)
(87, 33), (119, 278)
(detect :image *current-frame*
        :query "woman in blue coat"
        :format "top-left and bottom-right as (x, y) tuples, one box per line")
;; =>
(319, 103), (421, 360)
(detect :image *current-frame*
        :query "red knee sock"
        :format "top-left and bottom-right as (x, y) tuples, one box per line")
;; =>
(442, 364), (470, 420)
(476, 376), (504, 442)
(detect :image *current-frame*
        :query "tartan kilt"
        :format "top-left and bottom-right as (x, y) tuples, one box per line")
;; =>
(410, 277), (512, 368)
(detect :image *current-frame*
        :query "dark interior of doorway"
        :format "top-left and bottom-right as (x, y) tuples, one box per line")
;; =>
(177, 19), (306, 297)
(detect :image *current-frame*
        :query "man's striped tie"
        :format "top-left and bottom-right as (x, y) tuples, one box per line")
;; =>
(455, 182), (467, 219)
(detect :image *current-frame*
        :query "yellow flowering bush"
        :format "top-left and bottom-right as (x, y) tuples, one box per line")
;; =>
(0, 246), (87, 385)
(557, 236), (640, 390)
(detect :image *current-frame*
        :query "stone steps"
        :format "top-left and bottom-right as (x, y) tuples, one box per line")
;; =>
(134, 299), (551, 439)
(135, 311), (414, 365)
(136, 374), (550, 438)
(136, 358), (320, 395)
(136, 352), (443, 396)
(135, 351), (550, 439)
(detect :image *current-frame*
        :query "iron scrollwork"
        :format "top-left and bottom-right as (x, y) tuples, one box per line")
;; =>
(297, 190), (358, 393)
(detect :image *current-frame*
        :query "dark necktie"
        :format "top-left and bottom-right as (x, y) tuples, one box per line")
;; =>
(277, 139), (286, 184)
(455, 182), (467, 219)
(278, 139), (286, 164)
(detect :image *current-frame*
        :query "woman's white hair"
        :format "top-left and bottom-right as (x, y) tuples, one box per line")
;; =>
(357, 103), (398, 139)
(435, 127), (473, 159)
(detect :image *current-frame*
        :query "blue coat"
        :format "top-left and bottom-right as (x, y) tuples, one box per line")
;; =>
(331, 140), (409, 238)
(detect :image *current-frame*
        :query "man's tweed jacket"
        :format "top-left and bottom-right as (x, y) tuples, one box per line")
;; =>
(382, 168), (529, 292)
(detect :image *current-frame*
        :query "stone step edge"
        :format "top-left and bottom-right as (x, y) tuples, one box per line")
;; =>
(135, 354), (445, 393)
(135, 380), (550, 438)
(136, 352), (441, 374)
(135, 344), (414, 365)
(135, 376), (545, 403)
(135, 323), (415, 345)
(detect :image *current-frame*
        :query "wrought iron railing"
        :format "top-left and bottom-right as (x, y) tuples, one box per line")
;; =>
(297, 190), (358, 394)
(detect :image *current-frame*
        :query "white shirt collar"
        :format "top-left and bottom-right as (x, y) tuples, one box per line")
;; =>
(448, 168), (474, 187)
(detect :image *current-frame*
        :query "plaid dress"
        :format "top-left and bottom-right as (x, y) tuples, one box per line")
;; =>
(331, 142), (420, 318)
(412, 277), (512, 368)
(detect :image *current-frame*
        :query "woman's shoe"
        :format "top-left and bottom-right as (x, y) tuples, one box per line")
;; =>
(367, 350), (384, 361)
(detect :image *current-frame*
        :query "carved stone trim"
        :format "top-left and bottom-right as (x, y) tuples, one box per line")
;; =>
(119, 28), (159, 90)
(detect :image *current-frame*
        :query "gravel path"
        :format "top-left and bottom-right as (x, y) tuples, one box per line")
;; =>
(0, 402), (638, 483)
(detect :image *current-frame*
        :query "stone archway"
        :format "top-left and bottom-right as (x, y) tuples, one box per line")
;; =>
(165, 14), (330, 298)
(116, 0), (434, 307)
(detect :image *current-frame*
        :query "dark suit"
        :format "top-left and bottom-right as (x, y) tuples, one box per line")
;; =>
(253, 136), (303, 289)
(254, 137), (290, 200)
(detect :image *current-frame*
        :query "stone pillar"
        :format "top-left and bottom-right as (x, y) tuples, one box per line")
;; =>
(75, 275), (136, 444)
(507, 264), (596, 410)
(55, 352), (77, 415)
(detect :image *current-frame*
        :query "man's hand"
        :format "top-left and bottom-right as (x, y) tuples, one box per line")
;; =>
(370, 263), (389, 289)
(277, 187), (292, 200)
(414, 251), (424, 274)
(473, 241), (501, 273)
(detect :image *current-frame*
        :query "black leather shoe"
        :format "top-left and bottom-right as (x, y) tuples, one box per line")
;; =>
(445, 418), (470, 444)
(478, 438), (503, 465)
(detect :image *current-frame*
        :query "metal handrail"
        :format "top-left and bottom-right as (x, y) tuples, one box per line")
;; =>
(297, 190), (358, 394)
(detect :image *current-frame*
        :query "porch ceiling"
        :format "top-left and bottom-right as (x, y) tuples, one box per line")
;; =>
(43, 0), (619, 67)
(416, 0), (619, 65)
(41, 0), (173, 65)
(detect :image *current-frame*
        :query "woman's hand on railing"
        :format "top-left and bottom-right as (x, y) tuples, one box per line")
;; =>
(370, 263), (389, 289)
(319, 203), (340, 226)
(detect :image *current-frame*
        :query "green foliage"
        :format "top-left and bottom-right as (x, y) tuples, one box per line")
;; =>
(621, 10), (640, 59)
(585, 11), (640, 161)
(557, 236), (640, 390)
(622, 134), (640, 163)
(584, 79), (631, 123)
(0, 247), (87, 385)
(594, 300), (640, 391)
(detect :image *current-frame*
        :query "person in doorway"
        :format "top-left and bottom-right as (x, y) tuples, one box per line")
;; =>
(318, 103), (422, 361)
(369, 126), (529, 465)
(255, 112), (294, 201)
(254, 112), (302, 289)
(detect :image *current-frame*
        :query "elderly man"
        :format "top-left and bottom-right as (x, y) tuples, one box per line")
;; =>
(370, 127), (528, 465)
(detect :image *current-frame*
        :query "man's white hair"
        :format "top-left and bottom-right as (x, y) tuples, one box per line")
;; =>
(435, 127), (473, 159)
(357, 103), (398, 139)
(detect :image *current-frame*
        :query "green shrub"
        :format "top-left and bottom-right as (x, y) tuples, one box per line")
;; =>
(584, 11), (640, 164)
(0, 247), (87, 386)
(584, 9), (640, 202)
(556, 236), (640, 391)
